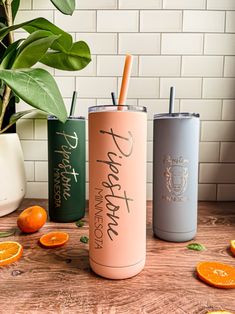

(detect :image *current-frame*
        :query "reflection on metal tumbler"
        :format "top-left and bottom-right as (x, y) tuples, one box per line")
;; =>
(153, 113), (200, 242)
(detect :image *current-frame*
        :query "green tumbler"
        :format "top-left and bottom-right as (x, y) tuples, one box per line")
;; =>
(47, 116), (86, 222)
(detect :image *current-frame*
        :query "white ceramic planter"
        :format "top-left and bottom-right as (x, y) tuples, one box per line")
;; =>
(0, 133), (26, 216)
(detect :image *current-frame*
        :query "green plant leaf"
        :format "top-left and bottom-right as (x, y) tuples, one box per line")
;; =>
(0, 18), (91, 71)
(41, 41), (91, 71)
(0, 109), (36, 133)
(23, 18), (72, 52)
(0, 18), (35, 40)
(14, 94), (20, 103)
(80, 236), (89, 244)
(75, 220), (85, 228)
(0, 18), (72, 52)
(187, 243), (206, 251)
(17, 30), (53, 54)
(0, 39), (23, 69)
(12, 32), (60, 69)
(0, 229), (16, 238)
(12, 0), (20, 21)
(50, 0), (75, 15)
(0, 68), (67, 122)
(10, 109), (36, 124)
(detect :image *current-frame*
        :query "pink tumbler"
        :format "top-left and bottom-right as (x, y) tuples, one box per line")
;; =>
(89, 105), (147, 279)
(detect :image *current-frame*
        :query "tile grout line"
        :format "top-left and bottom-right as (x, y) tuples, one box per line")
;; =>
(138, 10), (140, 33)
(224, 10), (227, 33)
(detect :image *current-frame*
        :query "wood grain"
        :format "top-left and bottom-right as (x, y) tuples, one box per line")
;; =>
(0, 200), (234, 314)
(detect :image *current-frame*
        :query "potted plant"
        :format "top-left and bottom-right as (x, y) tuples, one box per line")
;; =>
(0, 0), (91, 216)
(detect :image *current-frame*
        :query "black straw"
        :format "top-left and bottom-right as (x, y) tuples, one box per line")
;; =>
(111, 92), (117, 106)
(70, 91), (77, 117)
(169, 86), (175, 114)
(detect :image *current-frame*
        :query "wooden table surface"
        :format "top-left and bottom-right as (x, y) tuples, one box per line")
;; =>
(0, 200), (235, 314)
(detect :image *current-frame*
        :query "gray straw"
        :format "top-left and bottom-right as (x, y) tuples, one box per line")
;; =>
(70, 91), (77, 116)
(111, 92), (117, 106)
(169, 86), (175, 114)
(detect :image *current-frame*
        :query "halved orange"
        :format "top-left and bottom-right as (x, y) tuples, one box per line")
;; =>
(39, 231), (69, 248)
(197, 261), (235, 289)
(230, 240), (235, 256)
(0, 241), (23, 266)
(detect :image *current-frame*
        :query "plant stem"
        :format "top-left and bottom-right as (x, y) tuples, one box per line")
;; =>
(0, 0), (13, 132)
(4, 0), (14, 45)
(0, 121), (14, 134)
(0, 85), (11, 130)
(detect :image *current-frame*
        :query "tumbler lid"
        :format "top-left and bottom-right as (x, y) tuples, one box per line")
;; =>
(89, 105), (146, 113)
(48, 115), (85, 120)
(154, 112), (199, 120)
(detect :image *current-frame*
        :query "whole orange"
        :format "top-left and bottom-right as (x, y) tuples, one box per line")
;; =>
(17, 206), (47, 233)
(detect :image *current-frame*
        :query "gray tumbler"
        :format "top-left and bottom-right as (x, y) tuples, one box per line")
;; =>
(153, 113), (200, 242)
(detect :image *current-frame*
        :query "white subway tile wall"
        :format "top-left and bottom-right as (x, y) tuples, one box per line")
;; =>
(163, 0), (206, 9)
(224, 57), (235, 77)
(17, 0), (235, 200)
(140, 11), (182, 32)
(183, 11), (225, 33)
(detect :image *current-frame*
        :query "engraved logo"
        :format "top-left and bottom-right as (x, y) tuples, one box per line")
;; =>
(95, 128), (134, 243)
(162, 155), (189, 202)
(53, 131), (79, 208)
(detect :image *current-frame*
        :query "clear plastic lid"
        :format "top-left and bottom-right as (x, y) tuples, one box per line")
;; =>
(89, 105), (147, 113)
(154, 112), (200, 120)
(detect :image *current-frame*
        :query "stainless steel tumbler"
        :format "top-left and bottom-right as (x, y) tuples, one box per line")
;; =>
(153, 113), (200, 242)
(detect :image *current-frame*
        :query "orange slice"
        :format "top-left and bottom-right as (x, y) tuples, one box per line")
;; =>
(207, 311), (235, 314)
(0, 241), (23, 266)
(230, 240), (235, 256)
(39, 231), (69, 248)
(196, 261), (235, 289)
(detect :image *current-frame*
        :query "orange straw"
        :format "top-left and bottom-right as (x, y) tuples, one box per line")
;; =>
(118, 54), (133, 110)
